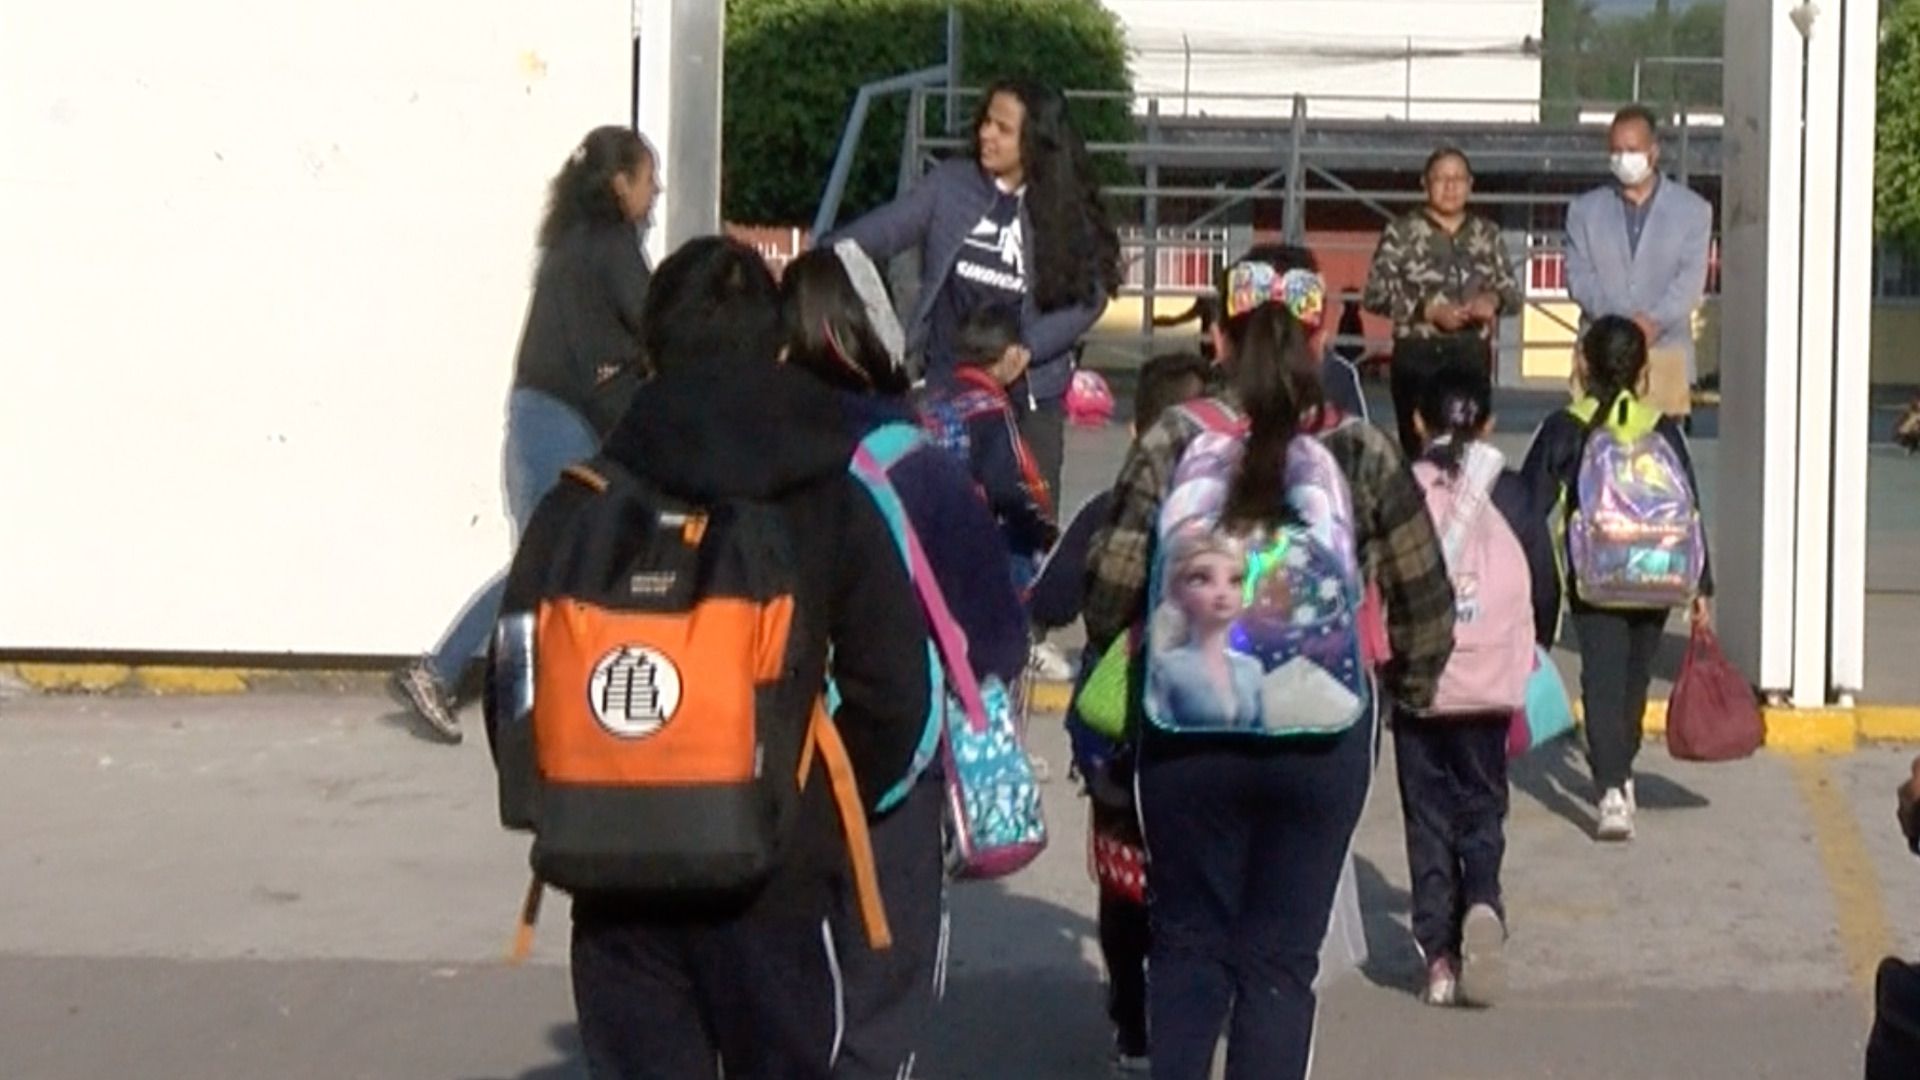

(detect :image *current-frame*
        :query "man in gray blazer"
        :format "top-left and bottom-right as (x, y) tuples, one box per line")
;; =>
(1564, 105), (1713, 412)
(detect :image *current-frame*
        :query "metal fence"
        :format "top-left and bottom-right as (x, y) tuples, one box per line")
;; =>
(875, 85), (1727, 381)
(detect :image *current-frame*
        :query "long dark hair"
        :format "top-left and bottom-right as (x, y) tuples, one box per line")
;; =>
(642, 237), (782, 375)
(538, 126), (651, 250)
(972, 79), (1120, 312)
(1580, 314), (1649, 414)
(1416, 360), (1493, 475)
(779, 250), (911, 397)
(1218, 244), (1326, 530)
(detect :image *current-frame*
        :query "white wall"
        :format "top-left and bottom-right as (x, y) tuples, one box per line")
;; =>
(1, 1), (633, 654)
(1106, 0), (1542, 120)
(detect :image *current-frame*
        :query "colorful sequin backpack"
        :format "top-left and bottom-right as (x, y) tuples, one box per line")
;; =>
(1565, 394), (1704, 609)
(851, 442), (1047, 880)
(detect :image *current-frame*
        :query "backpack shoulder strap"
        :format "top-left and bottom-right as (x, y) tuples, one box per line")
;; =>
(800, 700), (893, 950)
(1178, 398), (1249, 437)
(850, 446), (991, 736)
(1432, 444), (1506, 569)
(843, 438), (947, 811)
(859, 422), (925, 472)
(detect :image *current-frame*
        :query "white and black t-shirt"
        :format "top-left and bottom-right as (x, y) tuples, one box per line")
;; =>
(928, 185), (1028, 375)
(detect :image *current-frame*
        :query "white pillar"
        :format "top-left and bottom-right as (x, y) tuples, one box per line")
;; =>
(1719, 0), (1806, 699)
(634, 0), (725, 266)
(1830, 0), (1880, 700)
(1719, 0), (1875, 707)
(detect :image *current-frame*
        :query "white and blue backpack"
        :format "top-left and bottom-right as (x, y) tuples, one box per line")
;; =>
(844, 423), (1046, 879)
(1144, 401), (1371, 737)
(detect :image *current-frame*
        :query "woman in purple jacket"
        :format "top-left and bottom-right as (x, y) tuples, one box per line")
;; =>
(821, 77), (1120, 499)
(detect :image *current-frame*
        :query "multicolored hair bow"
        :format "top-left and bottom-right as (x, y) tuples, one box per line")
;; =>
(1224, 262), (1326, 329)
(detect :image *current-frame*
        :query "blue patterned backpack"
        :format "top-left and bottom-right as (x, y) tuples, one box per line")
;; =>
(850, 435), (1047, 879)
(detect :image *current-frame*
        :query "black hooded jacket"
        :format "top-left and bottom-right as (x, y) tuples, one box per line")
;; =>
(499, 349), (931, 922)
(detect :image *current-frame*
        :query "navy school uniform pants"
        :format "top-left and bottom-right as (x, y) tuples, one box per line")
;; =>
(570, 906), (842, 1080)
(1571, 605), (1669, 792)
(832, 776), (949, 1080)
(1392, 710), (1510, 961)
(1137, 715), (1375, 1080)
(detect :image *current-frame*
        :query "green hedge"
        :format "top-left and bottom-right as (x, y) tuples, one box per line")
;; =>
(1881, 0), (1920, 247)
(723, 0), (1133, 226)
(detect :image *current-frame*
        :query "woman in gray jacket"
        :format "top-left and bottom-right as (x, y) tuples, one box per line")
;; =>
(822, 77), (1119, 497)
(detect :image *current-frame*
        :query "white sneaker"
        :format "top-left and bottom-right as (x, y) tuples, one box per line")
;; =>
(1625, 778), (1638, 813)
(1422, 954), (1459, 1007)
(1458, 904), (1508, 1007)
(1028, 641), (1074, 682)
(1597, 787), (1636, 842)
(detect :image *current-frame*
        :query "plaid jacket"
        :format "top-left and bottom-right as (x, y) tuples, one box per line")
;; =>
(1083, 399), (1456, 710)
(1362, 210), (1521, 340)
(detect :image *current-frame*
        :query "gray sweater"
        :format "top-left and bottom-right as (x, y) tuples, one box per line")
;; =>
(1564, 177), (1713, 378)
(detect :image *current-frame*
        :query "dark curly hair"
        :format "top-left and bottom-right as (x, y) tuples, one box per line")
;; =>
(538, 126), (652, 250)
(971, 79), (1120, 313)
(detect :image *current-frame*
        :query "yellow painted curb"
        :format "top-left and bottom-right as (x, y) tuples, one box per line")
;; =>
(135, 667), (256, 694)
(1856, 705), (1920, 744)
(1570, 699), (1668, 735)
(1027, 680), (1073, 715)
(1762, 708), (1859, 754)
(1, 663), (379, 696)
(11, 663), (135, 692)
(1641, 699), (1668, 736)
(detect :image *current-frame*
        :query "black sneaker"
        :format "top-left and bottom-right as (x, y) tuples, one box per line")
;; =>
(392, 659), (462, 744)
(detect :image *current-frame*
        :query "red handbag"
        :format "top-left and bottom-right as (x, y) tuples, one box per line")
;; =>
(1667, 623), (1764, 762)
(1090, 831), (1146, 904)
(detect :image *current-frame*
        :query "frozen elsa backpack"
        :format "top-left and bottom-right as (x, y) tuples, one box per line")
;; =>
(1143, 400), (1369, 738)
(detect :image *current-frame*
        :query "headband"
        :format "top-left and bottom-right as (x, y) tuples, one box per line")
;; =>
(831, 240), (906, 373)
(1224, 262), (1326, 328)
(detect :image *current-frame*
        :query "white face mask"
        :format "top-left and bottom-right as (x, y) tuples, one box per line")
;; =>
(1611, 151), (1653, 186)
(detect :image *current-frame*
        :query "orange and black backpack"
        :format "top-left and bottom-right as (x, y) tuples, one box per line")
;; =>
(485, 457), (890, 957)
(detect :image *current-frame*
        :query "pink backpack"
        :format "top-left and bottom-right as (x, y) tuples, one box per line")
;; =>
(1414, 444), (1533, 716)
(1065, 369), (1116, 428)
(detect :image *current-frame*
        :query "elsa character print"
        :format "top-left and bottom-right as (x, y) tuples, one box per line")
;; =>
(1150, 529), (1264, 730)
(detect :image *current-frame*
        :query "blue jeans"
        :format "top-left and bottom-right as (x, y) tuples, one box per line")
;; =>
(1137, 717), (1376, 1080)
(426, 389), (600, 684)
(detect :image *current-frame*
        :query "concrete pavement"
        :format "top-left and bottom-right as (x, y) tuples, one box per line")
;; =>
(7, 396), (1920, 1078)
(2, 691), (1917, 1078)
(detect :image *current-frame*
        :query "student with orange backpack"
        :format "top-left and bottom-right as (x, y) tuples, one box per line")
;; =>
(484, 237), (930, 1079)
(1397, 360), (1558, 1008)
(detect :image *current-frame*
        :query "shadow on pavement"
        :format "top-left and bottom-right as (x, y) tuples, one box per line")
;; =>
(926, 881), (1109, 1078)
(464, 1023), (584, 1080)
(1509, 731), (1711, 835)
(1353, 856), (1423, 994)
(1511, 735), (1598, 838)
(1629, 768), (1711, 811)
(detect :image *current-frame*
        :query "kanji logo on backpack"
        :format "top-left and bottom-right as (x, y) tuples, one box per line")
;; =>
(1565, 394), (1704, 608)
(1413, 443), (1534, 716)
(487, 458), (891, 956)
(1144, 400), (1370, 737)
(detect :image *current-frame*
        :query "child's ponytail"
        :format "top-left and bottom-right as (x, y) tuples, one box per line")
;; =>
(1416, 361), (1494, 475)
(1579, 314), (1650, 421)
